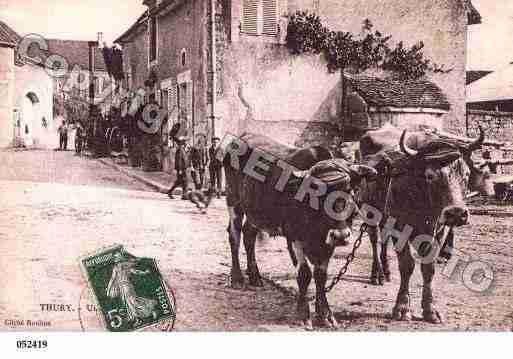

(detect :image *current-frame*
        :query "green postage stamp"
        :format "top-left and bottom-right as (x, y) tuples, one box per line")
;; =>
(80, 245), (175, 332)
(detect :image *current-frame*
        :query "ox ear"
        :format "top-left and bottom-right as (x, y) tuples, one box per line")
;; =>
(349, 165), (378, 181)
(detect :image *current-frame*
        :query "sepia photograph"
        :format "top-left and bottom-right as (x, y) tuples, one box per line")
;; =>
(1, 0), (512, 354)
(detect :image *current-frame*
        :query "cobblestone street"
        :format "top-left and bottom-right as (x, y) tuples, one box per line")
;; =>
(1, 149), (513, 331)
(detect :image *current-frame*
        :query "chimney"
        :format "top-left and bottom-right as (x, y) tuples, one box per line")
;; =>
(97, 32), (104, 48)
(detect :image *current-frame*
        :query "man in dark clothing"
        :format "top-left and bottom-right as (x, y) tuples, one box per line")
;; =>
(75, 122), (85, 155)
(58, 121), (68, 150)
(167, 137), (190, 199)
(208, 137), (223, 199)
(190, 144), (207, 190)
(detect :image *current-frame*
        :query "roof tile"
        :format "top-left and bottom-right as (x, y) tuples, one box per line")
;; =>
(348, 75), (451, 111)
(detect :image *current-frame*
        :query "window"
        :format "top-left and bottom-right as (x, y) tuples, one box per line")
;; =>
(181, 49), (187, 67)
(149, 16), (158, 63)
(241, 0), (278, 36)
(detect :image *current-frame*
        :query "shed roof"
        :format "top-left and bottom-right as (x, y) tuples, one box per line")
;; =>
(348, 75), (451, 111)
(466, 71), (493, 85)
(0, 20), (21, 47)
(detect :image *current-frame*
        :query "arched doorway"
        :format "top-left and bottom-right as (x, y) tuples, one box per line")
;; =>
(19, 92), (40, 146)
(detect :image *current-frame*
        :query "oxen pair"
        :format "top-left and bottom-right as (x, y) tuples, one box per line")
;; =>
(219, 125), (487, 328)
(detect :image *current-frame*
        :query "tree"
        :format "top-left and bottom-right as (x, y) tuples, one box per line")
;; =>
(286, 11), (449, 140)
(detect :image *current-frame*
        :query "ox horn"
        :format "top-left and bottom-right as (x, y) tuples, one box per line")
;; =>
(466, 125), (485, 152)
(399, 130), (418, 157)
(350, 165), (378, 180)
(292, 170), (309, 178)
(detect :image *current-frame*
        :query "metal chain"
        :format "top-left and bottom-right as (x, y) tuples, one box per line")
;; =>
(324, 222), (368, 293)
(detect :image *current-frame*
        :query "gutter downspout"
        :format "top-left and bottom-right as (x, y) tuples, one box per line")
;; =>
(209, 0), (216, 139)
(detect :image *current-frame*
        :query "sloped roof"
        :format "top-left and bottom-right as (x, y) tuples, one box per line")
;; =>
(0, 20), (21, 47)
(114, 10), (148, 44)
(115, 0), (183, 44)
(466, 71), (492, 85)
(467, 64), (513, 103)
(348, 75), (451, 111)
(28, 39), (107, 71)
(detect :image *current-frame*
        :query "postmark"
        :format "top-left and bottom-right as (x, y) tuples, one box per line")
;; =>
(80, 245), (176, 332)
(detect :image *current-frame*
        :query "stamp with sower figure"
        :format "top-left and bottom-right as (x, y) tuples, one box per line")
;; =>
(80, 245), (176, 332)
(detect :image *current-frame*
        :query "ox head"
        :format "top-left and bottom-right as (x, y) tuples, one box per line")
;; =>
(293, 159), (377, 248)
(396, 127), (485, 260)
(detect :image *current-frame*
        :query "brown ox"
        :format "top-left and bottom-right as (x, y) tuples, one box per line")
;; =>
(359, 124), (485, 323)
(220, 133), (376, 328)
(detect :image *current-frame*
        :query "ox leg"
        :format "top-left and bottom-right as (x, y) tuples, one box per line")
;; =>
(292, 241), (313, 329)
(313, 260), (338, 329)
(421, 263), (443, 324)
(228, 206), (244, 289)
(381, 234), (391, 282)
(392, 245), (415, 321)
(287, 238), (298, 268)
(242, 221), (264, 287)
(368, 226), (385, 285)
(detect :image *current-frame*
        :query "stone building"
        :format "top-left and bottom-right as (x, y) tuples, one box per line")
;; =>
(115, 0), (211, 171)
(114, 0), (480, 165)
(218, 0), (481, 146)
(0, 21), (55, 148)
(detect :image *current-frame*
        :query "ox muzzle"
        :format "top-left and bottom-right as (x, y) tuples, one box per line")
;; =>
(326, 227), (353, 247)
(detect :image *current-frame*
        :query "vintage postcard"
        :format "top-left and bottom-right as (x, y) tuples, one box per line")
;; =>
(1, 0), (513, 341)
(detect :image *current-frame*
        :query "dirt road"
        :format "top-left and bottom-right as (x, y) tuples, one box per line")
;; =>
(1, 150), (512, 331)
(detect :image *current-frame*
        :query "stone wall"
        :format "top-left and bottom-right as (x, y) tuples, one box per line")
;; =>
(467, 110), (513, 175)
(467, 110), (513, 144)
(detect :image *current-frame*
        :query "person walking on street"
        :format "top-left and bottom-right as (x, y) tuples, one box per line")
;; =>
(58, 121), (68, 151)
(75, 122), (84, 155)
(190, 142), (207, 190)
(208, 137), (223, 199)
(167, 137), (190, 199)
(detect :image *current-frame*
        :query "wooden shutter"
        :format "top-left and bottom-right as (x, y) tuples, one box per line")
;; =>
(262, 0), (277, 35)
(242, 0), (258, 34)
(167, 79), (177, 117)
(186, 81), (193, 137)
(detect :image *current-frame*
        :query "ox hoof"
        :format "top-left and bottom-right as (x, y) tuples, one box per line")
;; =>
(370, 276), (385, 286)
(423, 309), (443, 324)
(247, 268), (264, 287)
(248, 276), (264, 287)
(301, 319), (314, 331)
(392, 305), (412, 321)
(229, 272), (245, 289)
(315, 314), (339, 329)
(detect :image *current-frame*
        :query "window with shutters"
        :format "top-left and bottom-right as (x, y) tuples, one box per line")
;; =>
(241, 0), (278, 36)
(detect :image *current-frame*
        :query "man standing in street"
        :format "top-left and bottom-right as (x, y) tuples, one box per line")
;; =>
(58, 120), (68, 151)
(75, 121), (85, 155)
(167, 136), (190, 199)
(208, 137), (223, 199)
(190, 140), (207, 190)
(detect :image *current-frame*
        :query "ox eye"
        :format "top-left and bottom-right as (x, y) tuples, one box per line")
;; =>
(425, 172), (436, 183)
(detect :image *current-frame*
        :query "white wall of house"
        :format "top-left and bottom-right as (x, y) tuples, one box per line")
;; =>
(13, 62), (55, 148)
